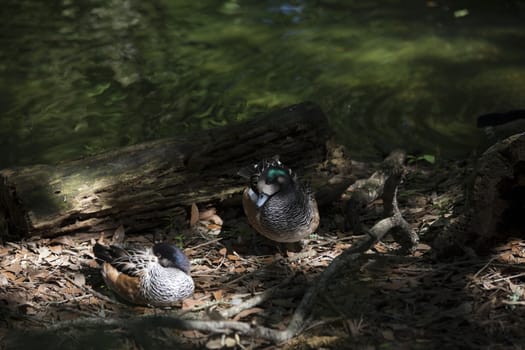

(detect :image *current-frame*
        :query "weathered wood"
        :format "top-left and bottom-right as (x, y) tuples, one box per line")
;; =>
(469, 131), (525, 252)
(0, 102), (332, 240)
(343, 150), (418, 252)
(433, 132), (525, 256)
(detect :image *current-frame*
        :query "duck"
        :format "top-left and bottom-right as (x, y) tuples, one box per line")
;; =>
(93, 242), (194, 307)
(239, 157), (320, 243)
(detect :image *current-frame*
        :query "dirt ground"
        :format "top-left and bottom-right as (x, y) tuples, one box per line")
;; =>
(1, 160), (524, 350)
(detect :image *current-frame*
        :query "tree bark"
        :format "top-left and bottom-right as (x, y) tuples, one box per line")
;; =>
(433, 132), (525, 257)
(0, 102), (333, 240)
(469, 131), (525, 252)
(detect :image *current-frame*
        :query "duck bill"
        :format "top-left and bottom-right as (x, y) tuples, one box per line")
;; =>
(256, 193), (270, 208)
(247, 188), (259, 202)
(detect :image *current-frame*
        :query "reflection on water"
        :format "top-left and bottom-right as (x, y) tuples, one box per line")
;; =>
(1, 0), (524, 168)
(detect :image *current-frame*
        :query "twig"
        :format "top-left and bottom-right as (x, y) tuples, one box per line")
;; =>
(189, 238), (223, 251)
(473, 257), (497, 279)
(501, 300), (525, 306)
(344, 150), (417, 252)
(42, 294), (93, 306)
(221, 286), (304, 319)
(64, 275), (120, 305)
(180, 300), (224, 314)
(44, 316), (289, 342)
(491, 272), (525, 283)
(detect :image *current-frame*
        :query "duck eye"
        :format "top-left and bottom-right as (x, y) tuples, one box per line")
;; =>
(277, 175), (287, 184)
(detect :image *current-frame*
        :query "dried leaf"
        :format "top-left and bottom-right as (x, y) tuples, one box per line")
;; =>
(498, 251), (515, 263)
(5, 241), (21, 250)
(212, 290), (223, 301)
(180, 330), (204, 339)
(205, 337), (236, 349)
(233, 266), (246, 273)
(38, 246), (51, 260)
(382, 329), (395, 341)
(112, 225), (126, 244)
(334, 242), (350, 251)
(5, 263), (23, 275)
(190, 203), (199, 227)
(203, 224), (222, 236)
(49, 236), (75, 247)
(205, 338), (223, 349)
(25, 242), (38, 254)
(66, 286), (82, 295)
(232, 307), (264, 321)
(182, 298), (206, 310)
(208, 214), (224, 226)
(86, 259), (100, 269)
(29, 270), (50, 280)
(74, 273), (86, 287)
(417, 243), (432, 251)
(0, 247), (10, 258)
(48, 245), (63, 254)
(199, 208), (217, 221)
(0, 274), (9, 286)
(373, 244), (389, 253)
(89, 296), (100, 305)
(223, 337), (236, 348)
(37, 284), (49, 294)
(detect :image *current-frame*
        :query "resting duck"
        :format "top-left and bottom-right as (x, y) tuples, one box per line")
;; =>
(93, 242), (194, 307)
(239, 157), (320, 243)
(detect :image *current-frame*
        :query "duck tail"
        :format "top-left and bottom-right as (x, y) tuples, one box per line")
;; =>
(93, 243), (128, 264)
(93, 243), (113, 264)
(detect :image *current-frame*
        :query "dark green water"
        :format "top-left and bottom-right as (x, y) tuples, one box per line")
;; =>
(1, 0), (524, 168)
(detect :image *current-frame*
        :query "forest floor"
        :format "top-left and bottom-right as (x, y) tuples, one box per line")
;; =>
(1, 159), (525, 350)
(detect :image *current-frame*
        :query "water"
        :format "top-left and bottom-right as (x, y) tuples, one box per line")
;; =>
(1, 0), (524, 168)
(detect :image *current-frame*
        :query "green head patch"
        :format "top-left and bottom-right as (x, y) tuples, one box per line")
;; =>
(267, 168), (288, 180)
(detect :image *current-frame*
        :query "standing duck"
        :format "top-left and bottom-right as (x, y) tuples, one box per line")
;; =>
(93, 242), (194, 307)
(239, 157), (320, 243)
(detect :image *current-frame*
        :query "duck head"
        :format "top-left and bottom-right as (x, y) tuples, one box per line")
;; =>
(240, 157), (319, 243)
(242, 157), (294, 208)
(153, 243), (191, 274)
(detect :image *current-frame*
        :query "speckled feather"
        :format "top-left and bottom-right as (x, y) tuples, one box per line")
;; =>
(93, 243), (194, 307)
(240, 158), (320, 242)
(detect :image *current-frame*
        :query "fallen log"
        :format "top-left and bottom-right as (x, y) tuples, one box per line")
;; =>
(0, 102), (336, 240)
(433, 132), (525, 256)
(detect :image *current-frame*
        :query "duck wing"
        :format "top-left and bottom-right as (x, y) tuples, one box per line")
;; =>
(93, 243), (154, 277)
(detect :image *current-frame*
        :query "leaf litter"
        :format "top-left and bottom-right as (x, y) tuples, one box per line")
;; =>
(1, 161), (525, 349)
